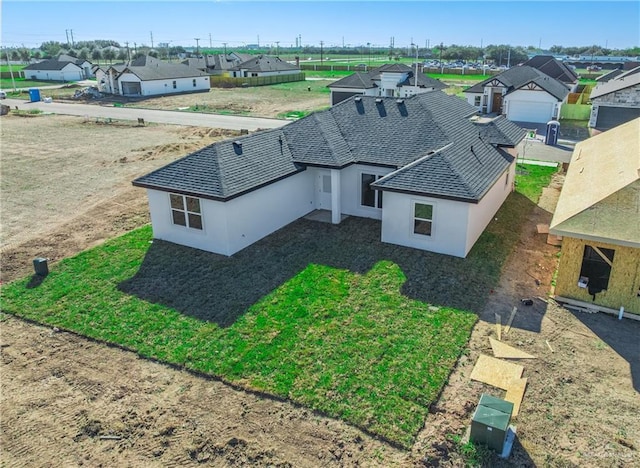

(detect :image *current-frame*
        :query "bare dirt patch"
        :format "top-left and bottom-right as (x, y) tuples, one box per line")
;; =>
(1, 115), (638, 466)
(115, 86), (330, 118)
(0, 114), (238, 283)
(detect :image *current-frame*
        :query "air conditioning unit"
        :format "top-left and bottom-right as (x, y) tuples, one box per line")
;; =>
(470, 393), (513, 453)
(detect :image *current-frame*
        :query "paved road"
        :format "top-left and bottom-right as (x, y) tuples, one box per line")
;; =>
(2, 98), (288, 131)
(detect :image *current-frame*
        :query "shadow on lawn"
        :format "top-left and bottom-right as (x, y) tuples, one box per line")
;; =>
(119, 193), (541, 329)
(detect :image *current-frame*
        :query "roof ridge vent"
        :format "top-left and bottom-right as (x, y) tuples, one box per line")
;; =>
(396, 99), (404, 104)
(375, 98), (383, 103)
(354, 96), (362, 102)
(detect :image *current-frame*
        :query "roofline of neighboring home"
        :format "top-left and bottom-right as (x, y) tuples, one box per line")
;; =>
(547, 229), (640, 249)
(302, 161), (397, 171)
(116, 69), (209, 81)
(132, 165), (307, 202)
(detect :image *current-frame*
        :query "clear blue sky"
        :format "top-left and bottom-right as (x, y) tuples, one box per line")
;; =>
(2, 1), (639, 50)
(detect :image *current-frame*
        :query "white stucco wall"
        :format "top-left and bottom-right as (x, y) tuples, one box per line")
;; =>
(25, 63), (83, 81)
(380, 192), (471, 257)
(146, 170), (314, 256)
(339, 164), (394, 220)
(465, 163), (515, 254)
(118, 73), (210, 96)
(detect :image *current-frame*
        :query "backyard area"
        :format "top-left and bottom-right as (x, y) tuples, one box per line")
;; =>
(1, 112), (638, 466)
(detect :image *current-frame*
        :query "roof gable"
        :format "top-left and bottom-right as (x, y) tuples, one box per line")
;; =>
(522, 55), (578, 83)
(329, 65), (446, 91)
(24, 59), (82, 71)
(232, 55), (299, 72)
(118, 56), (209, 81)
(465, 66), (569, 100)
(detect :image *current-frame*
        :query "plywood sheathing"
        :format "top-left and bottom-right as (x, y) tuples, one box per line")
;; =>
(489, 338), (536, 359)
(470, 355), (527, 417)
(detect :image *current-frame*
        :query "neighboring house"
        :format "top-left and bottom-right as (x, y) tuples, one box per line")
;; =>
(550, 118), (640, 315)
(588, 66), (640, 133)
(133, 92), (525, 258)
(228, 55), (301, 78)
(95, 55), (210, 97)
(464, 65), (571, 123)
(595, 69), (625, 83)
(521, 55), (579, 87)
(22, 54), (93, 81)
(328, 63), (447, 105)
(182, 52), (253, 75)
(57, 54), (94, 78)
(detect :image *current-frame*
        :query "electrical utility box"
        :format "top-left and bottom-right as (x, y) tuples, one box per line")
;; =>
(470, 393), (514, 453)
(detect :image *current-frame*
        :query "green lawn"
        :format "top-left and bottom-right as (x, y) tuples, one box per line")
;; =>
(1, 164), (552, 448)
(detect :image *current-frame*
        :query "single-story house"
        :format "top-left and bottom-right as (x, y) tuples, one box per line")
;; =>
(588, 66), (640, 133)
(95, 55), (210, 97)
(182, 52), (253, 75)
(133, 92), (525, 258)
(328, 63), (447, 105)
(22, 54), (93, 81)
(227, 55), (301, 78)
(550, 117), (640, 315)
(464, 65), (572, 124)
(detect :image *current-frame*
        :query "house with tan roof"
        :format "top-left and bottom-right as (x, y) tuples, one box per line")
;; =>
(133, 92), (525, 258)
(588, 66), (640, 133)
(550, 118), (640, 316)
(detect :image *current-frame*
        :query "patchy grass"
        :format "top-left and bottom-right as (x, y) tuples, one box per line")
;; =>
(1, 164), (549, 448)
(515, 164), (558, 203)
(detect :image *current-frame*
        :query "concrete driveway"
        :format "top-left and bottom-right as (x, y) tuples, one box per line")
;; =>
(2, 98), (288, 131)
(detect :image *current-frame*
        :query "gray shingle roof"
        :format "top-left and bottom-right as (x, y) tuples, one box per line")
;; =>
(231, 55), (299, 72)
(475, 116), (527, 146)
(464, 65), (569, 101)
(522, 55), (578, 83)
(119, 55), (209, 81)
(133, 129), (303, 200)
(134, 92), (524, 203)
(328, 64), (446, 91)
(590, 66), (640, 99)
(24, 59), (82, 71)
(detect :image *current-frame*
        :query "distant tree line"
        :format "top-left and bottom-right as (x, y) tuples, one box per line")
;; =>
(2, 39), (639, 65)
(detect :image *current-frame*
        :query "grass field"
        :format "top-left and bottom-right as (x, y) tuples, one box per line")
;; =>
(1, 164), (555, 448)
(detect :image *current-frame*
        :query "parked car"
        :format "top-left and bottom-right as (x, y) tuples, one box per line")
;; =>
(587, 65), (602, 71)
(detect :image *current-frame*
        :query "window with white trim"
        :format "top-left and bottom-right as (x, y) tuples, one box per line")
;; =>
(474, 96), (481, 106)
(170, 194), (203, 230)
(413, 203), (433, 236)
(361, 173), (383, 208)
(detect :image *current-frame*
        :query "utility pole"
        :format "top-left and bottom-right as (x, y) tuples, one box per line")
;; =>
(257, 35), (260, 47)
(150, 31), (154, 48)
(412, 43), (419, 92)
(439, 42), (444, 74)
(4, 47), (16, 91)
(223, 42), (227, 55)
(320, 40), (324, 65)
(275, 41), (280, 56)
(65, 29), (70, 46)
(125, 42), (131, 62)
(70, 29), (75, 48)
(194, 38), (200, 55)
(507, 48), (511, 68)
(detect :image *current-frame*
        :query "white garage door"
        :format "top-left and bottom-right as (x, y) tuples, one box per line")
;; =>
(508, 100), (554, 123)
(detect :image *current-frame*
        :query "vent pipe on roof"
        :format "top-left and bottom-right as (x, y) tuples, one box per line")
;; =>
(396, 99), (404, 104)
(354, 96), (362, 102)
(375, 98), (383, 103)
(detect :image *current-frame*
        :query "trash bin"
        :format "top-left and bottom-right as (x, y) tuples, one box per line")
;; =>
(545, 120), (560, 146)
(470, 393), (513, 453)
(33, 257), (49, 276)
(29, 88), (41, 102)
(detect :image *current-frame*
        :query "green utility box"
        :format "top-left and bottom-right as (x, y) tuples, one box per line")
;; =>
(470, 394), (514, 453)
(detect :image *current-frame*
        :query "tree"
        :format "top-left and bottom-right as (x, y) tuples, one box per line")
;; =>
(18, 48), (30, 63)
(33, 50), (41, 60)
(117, 50), (127, 61)
(78, 48), (90, 60)
(91, 48), (102, 62)
(103, 48), (116, 64)
(40, 40), (63, 58)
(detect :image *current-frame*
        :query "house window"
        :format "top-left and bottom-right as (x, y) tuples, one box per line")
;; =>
(474, 96), (481, 106)
(251, 73), (258, 77)
(170, 193), (203, 230)
(172, 80), (177, 89)
(578, 245), (614, 295)
(361, 173), (383, 208)
(192, 79), (196, 87)
(413, 203), (433, 236)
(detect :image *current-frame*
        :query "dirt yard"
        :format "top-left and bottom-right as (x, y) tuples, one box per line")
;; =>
(1, 116), (638, 466)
